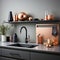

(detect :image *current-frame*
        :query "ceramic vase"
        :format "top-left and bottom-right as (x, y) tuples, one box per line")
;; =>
(1, 35), (6, 42)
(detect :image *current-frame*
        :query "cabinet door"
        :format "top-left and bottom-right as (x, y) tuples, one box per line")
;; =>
(31, 52), (60, 60)
(2, 48), (30, 60)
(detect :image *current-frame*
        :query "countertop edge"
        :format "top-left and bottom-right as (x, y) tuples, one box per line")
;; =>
(0, 45), (60, 56)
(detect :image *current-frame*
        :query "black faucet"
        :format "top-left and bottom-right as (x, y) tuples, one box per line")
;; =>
(20, 26), (28, 43)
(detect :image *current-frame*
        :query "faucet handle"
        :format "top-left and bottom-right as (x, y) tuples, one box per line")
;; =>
(25, 35), (30, 43)
(27, 35), (30, 43)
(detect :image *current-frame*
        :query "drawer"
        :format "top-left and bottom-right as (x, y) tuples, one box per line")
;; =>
(31, 52), (60, 60)
(2, 48), (30, 60)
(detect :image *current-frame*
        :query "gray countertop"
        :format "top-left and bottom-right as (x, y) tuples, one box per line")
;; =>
(0, 42), (60, 55)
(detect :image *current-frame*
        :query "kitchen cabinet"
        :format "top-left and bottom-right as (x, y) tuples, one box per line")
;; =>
(1, 48), (30, 60)
(30, 52), (60, 60)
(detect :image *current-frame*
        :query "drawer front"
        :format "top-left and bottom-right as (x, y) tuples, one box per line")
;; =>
(2, 48), (29, 60)
(31, 52), (60, 60)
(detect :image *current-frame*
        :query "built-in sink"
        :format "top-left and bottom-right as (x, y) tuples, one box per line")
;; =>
(8, 43), (38, 48)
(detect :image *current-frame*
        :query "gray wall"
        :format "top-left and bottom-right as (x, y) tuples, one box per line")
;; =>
(0, 0), (2, 23)
(0, 0), (60, 43)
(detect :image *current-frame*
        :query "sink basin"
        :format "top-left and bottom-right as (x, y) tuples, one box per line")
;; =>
(8, 43), (38, 48)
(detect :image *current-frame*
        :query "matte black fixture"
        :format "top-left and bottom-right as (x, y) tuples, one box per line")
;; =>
(8, 11), (13, 22)
(20, 26), (28, 43)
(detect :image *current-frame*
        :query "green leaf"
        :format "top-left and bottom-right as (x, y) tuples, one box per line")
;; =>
(0, 25), (10, 35)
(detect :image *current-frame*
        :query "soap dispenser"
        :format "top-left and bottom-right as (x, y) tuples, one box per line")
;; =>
(13, 33), (18, 42)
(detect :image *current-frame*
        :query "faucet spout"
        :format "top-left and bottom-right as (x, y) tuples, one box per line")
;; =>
(20, 26), (28, 43)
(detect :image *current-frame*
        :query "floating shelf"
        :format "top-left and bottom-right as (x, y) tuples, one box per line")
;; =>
(5, 20), (60, 24)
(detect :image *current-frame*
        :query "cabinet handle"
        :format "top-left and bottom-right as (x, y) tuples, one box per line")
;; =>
(17, 59), (25, 60)
(10, 53), (21, 57)
(10, 53), (26, 60)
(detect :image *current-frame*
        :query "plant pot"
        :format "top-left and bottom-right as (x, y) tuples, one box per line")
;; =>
(1, 35), (6, 42)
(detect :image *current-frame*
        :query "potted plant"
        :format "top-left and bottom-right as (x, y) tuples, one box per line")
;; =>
(0, 24), (10, 42)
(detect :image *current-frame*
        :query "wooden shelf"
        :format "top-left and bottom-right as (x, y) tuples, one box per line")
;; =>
(5, 20), (60, 24)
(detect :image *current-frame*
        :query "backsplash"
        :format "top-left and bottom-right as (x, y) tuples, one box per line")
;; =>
(15, 23), (36, 43)
(36, 24), (59, 46)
